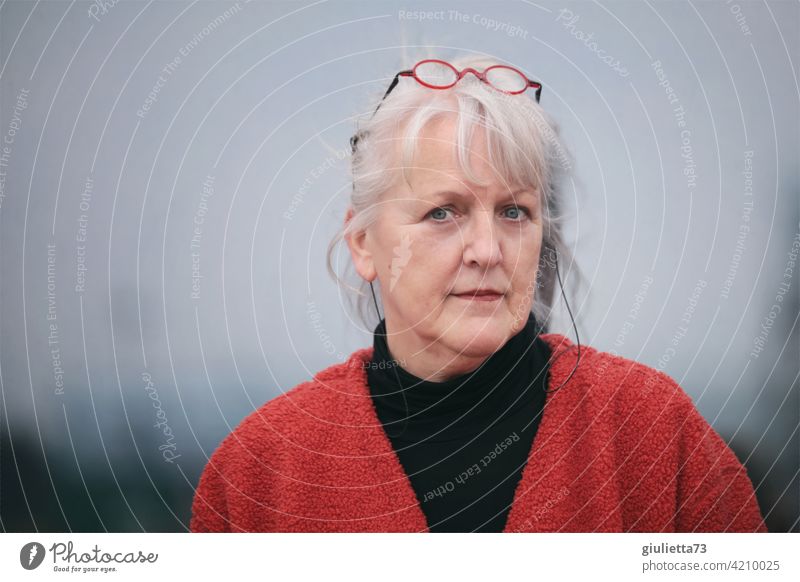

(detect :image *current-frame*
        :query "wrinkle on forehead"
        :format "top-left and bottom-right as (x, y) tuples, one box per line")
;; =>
(388, 114), (538, 207)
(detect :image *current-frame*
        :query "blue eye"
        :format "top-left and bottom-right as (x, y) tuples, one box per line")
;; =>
(428, 207), (452, 221)
(504, 206), (529, 220)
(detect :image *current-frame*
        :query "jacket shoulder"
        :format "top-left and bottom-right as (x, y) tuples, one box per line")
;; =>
(190, 352), (373, 532)
(207, 349), (372, 461)
(540, 333), (689, 409)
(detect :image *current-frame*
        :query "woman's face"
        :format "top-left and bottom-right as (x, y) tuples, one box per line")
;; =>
(346, 115), (543, 375)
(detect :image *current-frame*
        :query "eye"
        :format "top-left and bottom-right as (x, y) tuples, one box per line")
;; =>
(503, 206), (530, 221)
(427, 206), (455, 221)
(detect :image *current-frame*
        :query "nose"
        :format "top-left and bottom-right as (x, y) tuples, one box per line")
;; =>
(462, 210), (502, 268)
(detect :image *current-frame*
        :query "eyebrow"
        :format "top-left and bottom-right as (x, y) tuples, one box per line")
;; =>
(425, 188), (537, 201)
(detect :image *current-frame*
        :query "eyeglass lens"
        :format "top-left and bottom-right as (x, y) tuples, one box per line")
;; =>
(484, 66), (529, 93)
(414, 61), (458, 87)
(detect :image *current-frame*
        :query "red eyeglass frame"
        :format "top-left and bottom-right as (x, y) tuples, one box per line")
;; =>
(400, 59), (543, 99)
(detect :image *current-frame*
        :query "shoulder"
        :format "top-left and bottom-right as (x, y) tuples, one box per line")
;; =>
(538, 333), (722, 459)
(205, 347), (374, 462)
(539, 332), (694, 414)
(190, 349), (376, 531)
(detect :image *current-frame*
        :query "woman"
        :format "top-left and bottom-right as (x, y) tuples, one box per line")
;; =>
(190, 56), (767, 533)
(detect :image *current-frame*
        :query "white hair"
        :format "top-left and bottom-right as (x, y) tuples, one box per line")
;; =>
(327, 54), (583, 332)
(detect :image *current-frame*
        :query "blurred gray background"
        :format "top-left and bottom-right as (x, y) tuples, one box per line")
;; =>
(0, 0), (797, 531)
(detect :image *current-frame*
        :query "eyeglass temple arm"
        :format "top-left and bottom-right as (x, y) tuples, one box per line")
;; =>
(529, 81), (543, 103)
(379, 70), (413, 104)
(528, 79), (542, 103)
(351, 70), (413, 153)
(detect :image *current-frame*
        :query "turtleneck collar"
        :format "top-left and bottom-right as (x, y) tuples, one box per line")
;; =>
(366, 313), (551, 442)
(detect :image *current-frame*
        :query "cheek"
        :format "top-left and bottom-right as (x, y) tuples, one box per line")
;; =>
(506, 235), (541, 276)
(407, 230), (460, 272)
(505, 246), (541, 305)
(404, 252), (453, 298)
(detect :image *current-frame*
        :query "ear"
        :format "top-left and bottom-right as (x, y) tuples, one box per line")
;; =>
(343, 207), (377, 282)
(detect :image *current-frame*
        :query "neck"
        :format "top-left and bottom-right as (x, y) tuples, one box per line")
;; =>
(382, 320), (492, 383)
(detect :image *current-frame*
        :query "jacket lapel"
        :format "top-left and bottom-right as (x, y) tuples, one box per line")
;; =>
(335, 335), (576, 532)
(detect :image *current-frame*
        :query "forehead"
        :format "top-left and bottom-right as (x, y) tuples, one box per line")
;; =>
(410, 115), (489, 174)
(399, 115), (530, 196)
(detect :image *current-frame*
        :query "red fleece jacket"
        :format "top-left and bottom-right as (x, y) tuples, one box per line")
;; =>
(190, 334), (767, 532)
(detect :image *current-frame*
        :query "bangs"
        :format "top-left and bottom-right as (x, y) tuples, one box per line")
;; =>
(382, 83), (551, 200)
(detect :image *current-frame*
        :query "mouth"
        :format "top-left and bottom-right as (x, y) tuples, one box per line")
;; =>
(451, 289), (505, 302)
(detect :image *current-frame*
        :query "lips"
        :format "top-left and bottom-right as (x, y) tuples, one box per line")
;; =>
(452, 289), (505, 301)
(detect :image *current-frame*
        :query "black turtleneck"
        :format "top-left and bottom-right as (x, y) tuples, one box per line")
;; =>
(366, 313), (551, 532)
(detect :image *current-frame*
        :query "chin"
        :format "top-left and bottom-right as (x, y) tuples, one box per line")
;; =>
(444, 315), (512, 357)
